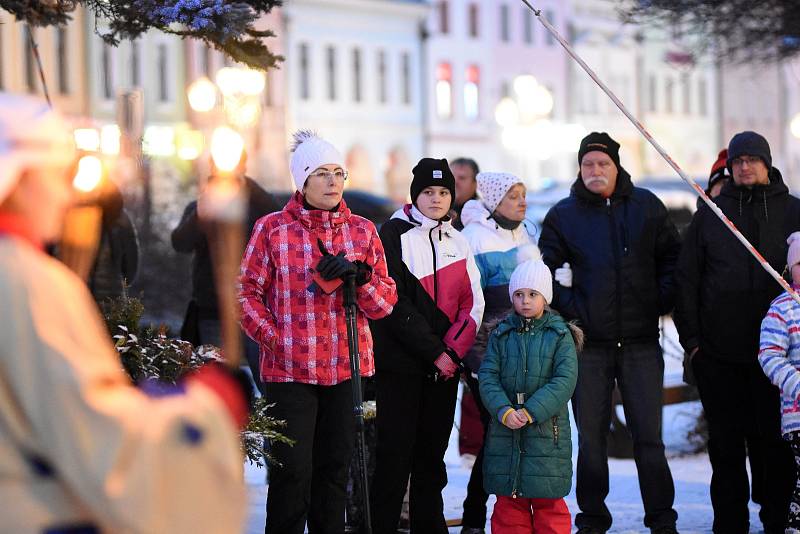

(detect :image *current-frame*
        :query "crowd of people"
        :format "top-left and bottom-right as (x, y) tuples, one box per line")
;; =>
(4, 89), (800, 534)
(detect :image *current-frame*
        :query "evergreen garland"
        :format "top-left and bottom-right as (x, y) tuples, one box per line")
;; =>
(0, 0), (283, 70)
(103, 293), (293, 467)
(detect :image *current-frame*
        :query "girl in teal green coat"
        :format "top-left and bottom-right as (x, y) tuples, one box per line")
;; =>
(479, 251), (580, 534)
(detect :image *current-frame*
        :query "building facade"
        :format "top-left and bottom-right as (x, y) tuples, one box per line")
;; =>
(283, 0), (430, 200)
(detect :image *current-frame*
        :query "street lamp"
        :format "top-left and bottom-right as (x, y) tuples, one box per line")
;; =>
(791, 113), (800, 140)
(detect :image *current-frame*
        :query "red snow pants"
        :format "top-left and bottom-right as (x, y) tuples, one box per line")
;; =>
(490, 495), (571, 534)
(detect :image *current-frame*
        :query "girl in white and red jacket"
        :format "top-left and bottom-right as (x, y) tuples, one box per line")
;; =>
(759, 231), (800, 533)
(239, 131), (396, 534)
(370, 157), (484, 533)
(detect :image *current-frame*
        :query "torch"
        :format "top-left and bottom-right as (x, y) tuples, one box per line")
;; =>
(59, 155), (104, 281)
(203, 126), (248, 368)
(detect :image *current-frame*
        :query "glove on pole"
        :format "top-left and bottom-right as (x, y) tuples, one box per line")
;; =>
(520, 0), (800, 305)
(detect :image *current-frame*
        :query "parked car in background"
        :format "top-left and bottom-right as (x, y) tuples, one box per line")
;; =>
(272, 189), (400, 229)
(525, 177), (699, 241)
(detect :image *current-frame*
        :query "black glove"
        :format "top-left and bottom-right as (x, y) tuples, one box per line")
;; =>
(353, 260), (372, 286)
(316, 240), (357, 281)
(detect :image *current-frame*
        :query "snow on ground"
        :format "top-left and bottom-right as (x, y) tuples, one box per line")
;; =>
(245, 322), (766, 532)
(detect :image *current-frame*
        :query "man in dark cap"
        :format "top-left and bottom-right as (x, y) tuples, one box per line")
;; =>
(539, 132), (682, 534)
(675, 131), (800, 534)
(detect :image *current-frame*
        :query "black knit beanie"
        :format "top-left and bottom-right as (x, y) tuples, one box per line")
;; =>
(578, 132), (621, 171)
(410, 158), (456, 206)
(727, 131), (772, 172)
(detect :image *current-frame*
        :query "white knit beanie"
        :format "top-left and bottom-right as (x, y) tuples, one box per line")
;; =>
(0, 92), (75, 204)
(289, 130), (345, 191)
(788, 232), (800, 270)
(476, 172), (524, 214)
(508, 245), (553, 304)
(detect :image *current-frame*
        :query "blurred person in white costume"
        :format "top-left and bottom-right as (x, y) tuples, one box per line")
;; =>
(0, 92), (249, 533)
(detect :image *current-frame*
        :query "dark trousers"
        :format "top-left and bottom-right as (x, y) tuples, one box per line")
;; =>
(692, 355), (795, 534)
(787, 433), (800, 531)
(371, 371), (459, 534)
(263, 380), (356, 534)
(462, 372), (491, 528)
(573, 342), (677, 531)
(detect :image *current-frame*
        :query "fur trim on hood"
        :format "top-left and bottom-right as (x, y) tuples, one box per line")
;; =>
(473, 307), (585, 356)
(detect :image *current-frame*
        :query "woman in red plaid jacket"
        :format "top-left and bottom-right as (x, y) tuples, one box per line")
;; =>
(238, 131), (397, 534)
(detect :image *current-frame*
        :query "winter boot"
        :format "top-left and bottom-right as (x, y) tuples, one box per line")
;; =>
(460, 528), (485, 534)
(576, 528), (606, 534)
(651, 527), (680, 534)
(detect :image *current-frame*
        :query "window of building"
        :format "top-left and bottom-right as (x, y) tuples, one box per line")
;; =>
(500, 4), (510, 42)
(101, 42), (113, 100)
(299, 43), (310, 100)
(326, 46), (337, 101)
(682, 75), (691, 114)
(698, 77), (707, 116)
(648, 74), (657, 112)
(665, 76), (674, 114)
(545, 10), (556, 45)
(157, 43), (169, 102)
(378, 50), (387, 104)
(56, 26), (69, 94)
(464, 65), (480, 120)
(401, 52), (411, 105)
(523, 7), (534, 44)
(352, 48), (362, 102)
(439, 1), (449, 34)
(436, 62), (452, 118)
(202, 45), (213, 76)
(24, 25), (36, 94)
(468, 4), (479, 38)
(131, 40), (140, 87)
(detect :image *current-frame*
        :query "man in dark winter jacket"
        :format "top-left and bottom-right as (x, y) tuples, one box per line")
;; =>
(539, 132), (681, 534)
(172, 155), (281, 393)
(675, 131), (799, 534)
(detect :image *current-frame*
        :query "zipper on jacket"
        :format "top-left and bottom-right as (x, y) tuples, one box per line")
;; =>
(607, 198), (624, 346)
(453, 319), (469, 340)
(428, 225), (439, 303)
(552, 415), (560, 448)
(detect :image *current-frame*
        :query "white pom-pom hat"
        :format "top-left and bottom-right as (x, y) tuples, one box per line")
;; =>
(508, 244), (553, 304)
(289, 130), (345, 191)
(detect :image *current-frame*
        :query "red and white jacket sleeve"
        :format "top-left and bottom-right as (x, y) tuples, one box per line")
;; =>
(355, 226), (397, 320)
(443, 246), (485, 358)
(238, 217), (278, 350)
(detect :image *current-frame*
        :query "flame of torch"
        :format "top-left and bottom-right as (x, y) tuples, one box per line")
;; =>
(60, 155), (104, 282)
(204, 127), (249, 368)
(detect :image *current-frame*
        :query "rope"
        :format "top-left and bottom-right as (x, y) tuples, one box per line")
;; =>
(520, 0), (800, 306)
(27, 29), (52, 109)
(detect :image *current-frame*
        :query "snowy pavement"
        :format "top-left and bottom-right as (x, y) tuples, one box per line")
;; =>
(244, 398), (764, 533)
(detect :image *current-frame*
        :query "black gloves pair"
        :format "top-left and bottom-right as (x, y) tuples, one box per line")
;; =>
(316, 240), (372, 286)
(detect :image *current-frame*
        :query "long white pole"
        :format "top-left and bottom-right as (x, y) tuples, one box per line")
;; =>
(520, 0), (800, 305)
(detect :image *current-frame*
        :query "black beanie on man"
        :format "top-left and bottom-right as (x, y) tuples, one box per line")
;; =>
(410, 157), (456, 206)
(578, 132), (621, 171)
(726, 131), (772, 173)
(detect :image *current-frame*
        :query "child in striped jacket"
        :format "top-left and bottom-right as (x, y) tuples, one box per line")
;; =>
(759, 231), (800, 533)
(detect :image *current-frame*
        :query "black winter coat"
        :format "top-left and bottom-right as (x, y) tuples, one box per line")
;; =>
(171, 177), (281, 317)
(674, 168), (800, 363)
(538, 169), (681, 346)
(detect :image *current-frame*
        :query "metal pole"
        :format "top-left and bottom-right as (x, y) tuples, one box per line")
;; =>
(343, 275), (373, 534)
(520, 0), (800, 305)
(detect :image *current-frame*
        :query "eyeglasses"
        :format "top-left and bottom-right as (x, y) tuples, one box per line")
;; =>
(309, 169), (348, 181)
(730, 156), (762, 168)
